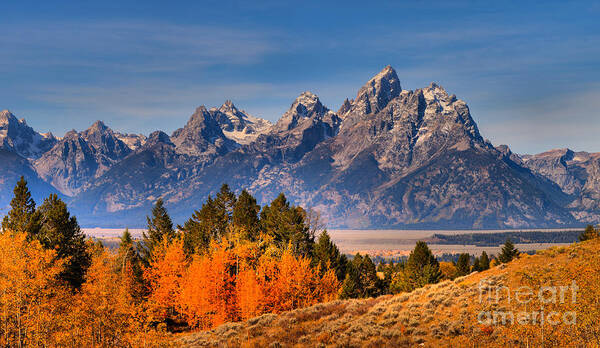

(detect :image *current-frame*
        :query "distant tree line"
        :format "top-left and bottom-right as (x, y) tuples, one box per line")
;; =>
(432, 230), (582, 246)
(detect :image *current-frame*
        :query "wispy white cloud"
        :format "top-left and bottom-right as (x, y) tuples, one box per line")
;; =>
(0, 20), (278, 72)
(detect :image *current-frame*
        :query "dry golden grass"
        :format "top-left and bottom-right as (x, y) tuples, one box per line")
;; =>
(177, 239), (600, 347)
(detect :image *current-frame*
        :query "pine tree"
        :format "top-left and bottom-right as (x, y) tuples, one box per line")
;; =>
(313, 230), (347, 281)
(232, 189), (260, 240)
(1, 176), (41, 235)
(472, 257), (481, 272)
(37, 194), (91, 289)
(456, 253), (471, 276)
(498, 239), (519, 263)
(579, 225), (599, 241)
(479, 251), (490, 270)
(118, 228), (144, 300)
(140, 198), (175, 264)
(338, 269), (360, 299)
(355, 254), (380, 297)
(215, 184), (236, 230)
(405, 241), (441, 289)
(260, 193), (313, 257)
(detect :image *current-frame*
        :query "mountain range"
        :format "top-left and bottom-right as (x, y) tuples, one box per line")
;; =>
(1, 66), (598, 229)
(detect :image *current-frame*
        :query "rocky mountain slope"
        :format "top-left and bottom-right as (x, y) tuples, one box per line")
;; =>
(178, 239), (600, 347)
(0, 110), (56, 159)
(0, 66), (598, 228)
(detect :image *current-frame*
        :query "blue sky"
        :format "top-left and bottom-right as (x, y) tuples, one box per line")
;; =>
(0, 0), (598, 154)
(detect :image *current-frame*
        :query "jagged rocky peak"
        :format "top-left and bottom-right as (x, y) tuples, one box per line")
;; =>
(86, 120), (109, 133)
(217, 100), (239, 116)
(0, 109), (16, 123)
(145, 130), (173, 147)
(275, 91), (338, 132)
(0, 109), (57, 159)
(348, 65), (401, 116)
(171, 106), (236, 156)
(212, 100), (272, 145)
(338, 98), (352, 115)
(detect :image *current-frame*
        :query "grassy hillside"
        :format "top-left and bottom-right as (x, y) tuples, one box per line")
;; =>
(178, 239), (600, 347)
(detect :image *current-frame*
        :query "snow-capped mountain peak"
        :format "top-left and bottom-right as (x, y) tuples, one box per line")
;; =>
(0, 109), (57, 159)
(212, 101), (272, 145)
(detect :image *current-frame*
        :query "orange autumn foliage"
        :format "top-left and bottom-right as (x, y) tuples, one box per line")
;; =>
(61, 249), (161, 347)
(146, 237), (341, 331)
(178, 240), (238, 329)
(239, 245), (340, 318)
(0, 231), (65, 347)
(144, 237), (188, 323)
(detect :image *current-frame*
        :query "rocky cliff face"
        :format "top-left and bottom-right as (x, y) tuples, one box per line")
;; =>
(33, 121), (132, 196)
(1, 66), (598, 228)
(0, 110), (56, 159)
(520, 149), (600, 222)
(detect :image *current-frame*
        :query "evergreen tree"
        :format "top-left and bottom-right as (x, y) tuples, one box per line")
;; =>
(37, 194), (90, 289)
(232, 189), (260, 240)
(405, 241), (442, 289)
(140, 198), (175, 264)
(338, 253), (381, 299)
(260, 193), (314, 257)
(214, 184), (236, 233)
(339, 271), (360, 299)
(355, 254), (380, 298)
(1, 176), (41, 235)
(579, 225), (599, 241)
(180, 185), (238, 256)
(479, 251), (490, 270)
(118, 228), (144, 300)
(456, 253), (471, 276)
(498, 239), (519, 263)
(313, 230), (348, 281)
(472, 257), (481, 272)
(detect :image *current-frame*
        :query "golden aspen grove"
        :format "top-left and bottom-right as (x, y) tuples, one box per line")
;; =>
(2, 178), (599, 347)
(0, 179), (343, 346)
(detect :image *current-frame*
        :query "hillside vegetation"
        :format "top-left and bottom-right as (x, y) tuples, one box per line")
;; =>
(179, 238), (600, 347)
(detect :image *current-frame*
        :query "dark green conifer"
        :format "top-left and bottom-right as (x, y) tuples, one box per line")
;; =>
(405, 241), (441, 288)
(479, 251), (490, 270)
(140, 198), (175, 263)
(232, 189), (260, 240)
(313, 230), (348, 281)
(260, 193), (314, 257)
(1, 176), (41, 235)
(579, 225), (599, 241)
(498, 239), (519, 263)
(456, 253), (471, 276)
(37, 194), (90, 289)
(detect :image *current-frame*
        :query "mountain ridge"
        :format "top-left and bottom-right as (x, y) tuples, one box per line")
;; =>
(1, 66), (598, 228)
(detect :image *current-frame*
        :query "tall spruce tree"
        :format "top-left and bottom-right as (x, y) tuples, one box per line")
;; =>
(260, 193), (314, 257)
(456, 253), (471, 276)
(37, 194), (90, 289)
(406, 241), (442, 289)
(1, 176), (41, 235)
(232, 189), (260, 240)
(313, 230), (348, 281)
(498, 239), (519, 263)
(140, 198), (175, 264)
(479, 251), (490, 270)
(472, 257), (481, 272)
(338, 253), (381, 299)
